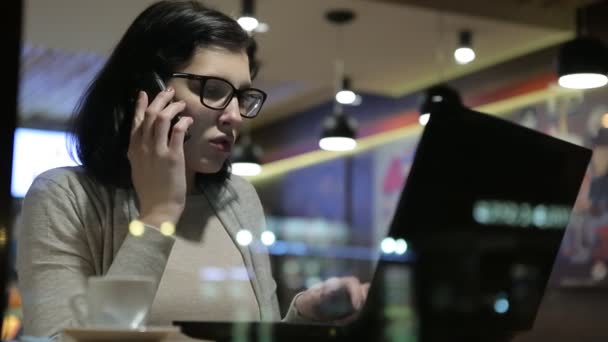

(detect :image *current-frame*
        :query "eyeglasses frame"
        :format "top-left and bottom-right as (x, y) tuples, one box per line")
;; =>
(170, 72), (267, 119)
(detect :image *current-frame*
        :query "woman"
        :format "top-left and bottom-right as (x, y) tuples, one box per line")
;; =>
(16, 0), (367, 338)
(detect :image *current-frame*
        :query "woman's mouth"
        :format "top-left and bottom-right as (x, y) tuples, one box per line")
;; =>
(209, 136), (232, 153)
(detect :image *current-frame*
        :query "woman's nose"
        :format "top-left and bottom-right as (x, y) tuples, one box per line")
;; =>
(219, 97), (242, 127)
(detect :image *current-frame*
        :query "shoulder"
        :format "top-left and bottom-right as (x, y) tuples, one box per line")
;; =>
(18, 167), (96, 236)
(19, 166), (129, 234)
(28, 166), (88, 193)
(25, 165), (106, 201)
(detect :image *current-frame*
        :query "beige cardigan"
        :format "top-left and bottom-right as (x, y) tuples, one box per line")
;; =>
(16, 166), (303, 338)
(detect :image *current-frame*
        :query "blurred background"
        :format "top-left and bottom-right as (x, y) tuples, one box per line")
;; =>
(5, 0), (608, 340)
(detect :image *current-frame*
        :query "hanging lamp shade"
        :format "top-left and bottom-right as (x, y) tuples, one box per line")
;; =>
(237, 0), (259, 32)
(231, 137), (263, 176)
(336, 76), (357, 105)
(319, 112), (357, 151)
(454, 30), (476, 65)
(419, 84), (463, 126)
(320, 8), (358, 152)
(557, 6), (608, 90)
(557, 36), (608, 89)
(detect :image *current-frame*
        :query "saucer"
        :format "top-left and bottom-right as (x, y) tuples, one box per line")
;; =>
(62, 326), (180, 341)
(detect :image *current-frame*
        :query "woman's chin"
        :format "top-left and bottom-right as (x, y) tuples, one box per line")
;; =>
(185, 153), (229, 174)
(189, 162), (224, 175)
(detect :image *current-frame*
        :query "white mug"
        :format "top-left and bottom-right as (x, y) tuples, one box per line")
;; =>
(69, 275), (156, 329)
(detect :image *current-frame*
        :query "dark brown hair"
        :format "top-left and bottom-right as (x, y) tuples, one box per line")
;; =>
(69, 0), (257, 188)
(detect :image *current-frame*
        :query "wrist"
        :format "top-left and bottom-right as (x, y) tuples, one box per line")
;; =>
(139, 205), (183, 227)
(138, 208), (182, 228)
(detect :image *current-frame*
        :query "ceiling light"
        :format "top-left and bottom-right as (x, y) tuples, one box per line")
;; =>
(319, 137), (357, 151)
(419, 113), (430, 126)
(319, 110), (357, 151)
(454, 30), (475, 65)
(321, 9), (358, 152)
(237, 16), (259, 32)
(419, 84), (463, 126)
(454, 47), (475, 65)
(231, 135), (263, 176)
(335, 77), (358, 105)
(232, 162), (261, 177)
(237, 0), (259, 32)
(336, 91), (356, 105)
(557, 7), (608, 90)
(557, 37), (608, 89)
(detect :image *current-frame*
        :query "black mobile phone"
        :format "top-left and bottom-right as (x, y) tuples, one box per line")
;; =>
(138, 72), (190, 142)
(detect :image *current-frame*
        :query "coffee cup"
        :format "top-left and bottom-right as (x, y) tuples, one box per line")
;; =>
(69, 275), (155, 329)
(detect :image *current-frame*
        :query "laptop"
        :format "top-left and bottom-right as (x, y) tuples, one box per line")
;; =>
(174, 105), (592, 341)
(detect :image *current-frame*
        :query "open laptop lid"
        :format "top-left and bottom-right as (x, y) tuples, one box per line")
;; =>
(387, 106), (591, 239)
(359, 105), (592, 340)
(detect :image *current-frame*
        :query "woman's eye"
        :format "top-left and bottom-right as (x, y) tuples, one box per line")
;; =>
(189, 81), (201, 94)
(204, 85), (227, 100)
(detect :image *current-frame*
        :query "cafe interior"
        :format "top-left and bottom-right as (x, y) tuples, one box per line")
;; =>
(2, 0), (608, 340)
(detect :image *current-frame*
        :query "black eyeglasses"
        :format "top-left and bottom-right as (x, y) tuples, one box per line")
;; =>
(170, 72), (266, 118)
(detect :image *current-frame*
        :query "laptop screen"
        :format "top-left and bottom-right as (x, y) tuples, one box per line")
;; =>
(389, 107), (591, 238)
(371, 106), (592, 339)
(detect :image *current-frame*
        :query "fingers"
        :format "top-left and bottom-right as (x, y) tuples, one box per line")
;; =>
(135, 86), (189, 152)
(319, 277), (366, 311)
(297, 277), (369, 323)
(169, 115), (194, 151)
(322, 277), (341, 291)
(142, 88), (175, 144)
(130, 91), (147, 139)
(154, 101), (187, 151)
(128, 91), (148, 162)
(340, 277), (364, 310)
(148, 87), (177, 114)
(361, 282), (370, 303)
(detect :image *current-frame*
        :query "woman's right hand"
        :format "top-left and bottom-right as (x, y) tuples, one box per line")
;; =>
(127, 88), (193, 228)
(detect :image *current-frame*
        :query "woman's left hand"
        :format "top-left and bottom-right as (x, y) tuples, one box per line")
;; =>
(295, 276), (370, 323)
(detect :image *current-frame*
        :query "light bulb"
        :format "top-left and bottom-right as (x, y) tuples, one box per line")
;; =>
(336, 90), (357, 104)
(319, 137), (357, 151)
(237, 16), (259, 32)
(419, 113), (430, 126)
(558, 73), (608, 89)
(454, 47), (475, 64)
(232, 162), (262, 176)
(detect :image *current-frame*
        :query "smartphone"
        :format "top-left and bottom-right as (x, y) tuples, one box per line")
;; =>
(138, 71), (190, 142)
